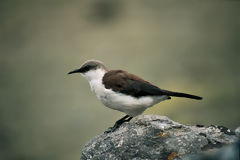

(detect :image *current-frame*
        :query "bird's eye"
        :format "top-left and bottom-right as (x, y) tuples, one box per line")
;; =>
(79, 64), (96, 73)
(84, 65), (91, 71)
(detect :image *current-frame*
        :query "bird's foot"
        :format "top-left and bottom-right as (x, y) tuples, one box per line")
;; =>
(104, 128), (112, 134)
(104, 126), (117, 134)
(104, 122), (121, 133)
(104, 115), (133, 134)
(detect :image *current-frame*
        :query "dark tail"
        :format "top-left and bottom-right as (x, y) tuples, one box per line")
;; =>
(163, 90), (202, 100)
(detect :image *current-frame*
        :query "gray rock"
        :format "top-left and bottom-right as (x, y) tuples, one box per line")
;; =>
(235, 126), (240, 137)
(181, 140), (240, 160)
(81, 115), (239, 160)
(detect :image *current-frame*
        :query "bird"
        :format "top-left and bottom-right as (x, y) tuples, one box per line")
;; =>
(68, 60), (202, 133)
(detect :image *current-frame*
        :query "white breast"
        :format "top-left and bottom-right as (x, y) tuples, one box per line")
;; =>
(83, 69), (168, 117)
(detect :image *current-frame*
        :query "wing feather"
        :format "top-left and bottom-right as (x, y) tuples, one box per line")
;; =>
(103, 70), (167, 98)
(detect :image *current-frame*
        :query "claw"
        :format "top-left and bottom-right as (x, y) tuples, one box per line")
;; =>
(104, 127), (114, 134)
(104, 115), (133, 134)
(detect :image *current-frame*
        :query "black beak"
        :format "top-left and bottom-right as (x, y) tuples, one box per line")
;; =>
(68, 69), (80, 75)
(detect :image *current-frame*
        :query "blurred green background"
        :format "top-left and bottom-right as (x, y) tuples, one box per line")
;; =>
(0, 1), (239, 159)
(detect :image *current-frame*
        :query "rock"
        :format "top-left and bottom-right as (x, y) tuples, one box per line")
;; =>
(181, 140), (240, 160)
(81, 115), (239, 160)
(235, 126), (240, 137)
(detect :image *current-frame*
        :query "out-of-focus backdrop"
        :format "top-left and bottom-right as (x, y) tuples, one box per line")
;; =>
(0, 1), (239, 159)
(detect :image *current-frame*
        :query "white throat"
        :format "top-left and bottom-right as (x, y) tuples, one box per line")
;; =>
(81, 68), (106, 82)
(81, 68), (106, 93)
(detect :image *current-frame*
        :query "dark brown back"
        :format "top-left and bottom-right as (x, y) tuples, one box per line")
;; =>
(102, 70), (167, 98)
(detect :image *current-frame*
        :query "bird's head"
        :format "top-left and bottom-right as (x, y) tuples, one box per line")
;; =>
(68, 60), (108, 81)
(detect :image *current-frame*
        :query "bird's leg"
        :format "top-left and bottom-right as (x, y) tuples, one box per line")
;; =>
(105, 115), (133, 133)
(125, 116), (133, 122)
(106, 115), (129, 133)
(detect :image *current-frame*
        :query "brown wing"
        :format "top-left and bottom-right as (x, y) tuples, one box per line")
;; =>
(102, 70), (168, 98)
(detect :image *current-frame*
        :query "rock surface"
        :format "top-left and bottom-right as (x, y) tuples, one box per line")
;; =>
(81, 115), (239, 160)
(182, 140), (240, 160)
